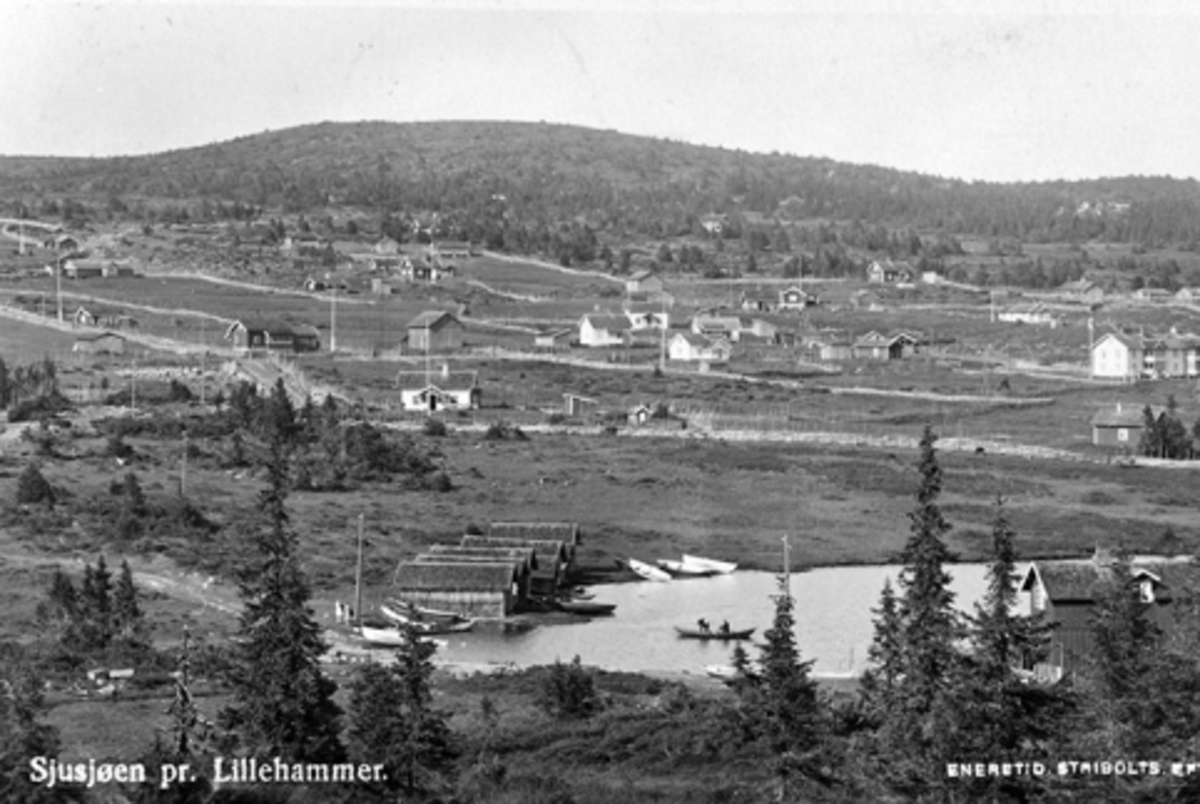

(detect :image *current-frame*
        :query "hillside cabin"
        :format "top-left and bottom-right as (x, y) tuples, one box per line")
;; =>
(395, 367), (480, 412)
(1057, 278), (1104, 302)
(72, 305), (138, 330)
(1020, 554), (1197, 678)
(997, 302), (1061, 327)
(739, 293), (775, 313)
(623, 302), (669, 331)
(1175, 287), (1200, 303)
(406, 311), (465, 352)
(562, 393), (600, 418)
(867, 260), (914, 284)
(72, 332), (127, 356)
(1090, 403), (1151, 447)
(375, 236), (401, 255)
(392, 561), (524, 618)
(669, 332), (732, 363)
(699, 214), (728, 236)
(224, 320), (321, 353)
(778, 285), (813, 311)
(578, 313), (632, 347)
(852, 331), (919, 361)
(535, 328), (574, 350)
(428, 241), (474, 262)
(59, 257), (138, 279)
(1134, 287), (1173, 304)
(625, 270), (664, 296)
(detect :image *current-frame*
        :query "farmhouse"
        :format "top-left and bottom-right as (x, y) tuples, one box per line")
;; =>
(224, 320), (321, 353)
(1020, 553), (1198, 678)
(1175, 287), (1200, 303)
(394, 367), (480, 412)
(624, 302), (669, 331)
(997, 302), (1061, 327)
(534, 328), (574, 350)
(739, 292), (775, 313)
(428, 241), (474, 261)
(406, 311), (465, 352)
(669, 332), (732, 363)
(58, 257), (138, 279)
(578, 313), (632, 347)
(778, 285), (813, 311)
(72, 305), (138, 330)
(625, 270), (664, 296)
(699, 214), (728, 236)
(690, 314), (741, 340)
(1057, 278), (1104, 302)
(851, 331), (919, 361)
(392, 561), (524, 618)
(72, 332), (127, 356)
(1090, 403), (1150, 447)
(374, 236), (401, 255)
(1134, 287), (1173, 304)
(1145, 332), (1200, 378)
(867, 260), (914, 284)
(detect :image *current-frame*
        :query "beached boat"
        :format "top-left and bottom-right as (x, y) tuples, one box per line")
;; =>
(628, 558), (672, 582)
(370, 613), (476, 636)
(675, 626), (756, 640)
(556, 600), (617, 616)
(705, 663), (761, 684)
(656, 559), (718, 578)
(680, 554), (738, 574)
(358, 624), (450, 648)
(383, 599), (467, 624)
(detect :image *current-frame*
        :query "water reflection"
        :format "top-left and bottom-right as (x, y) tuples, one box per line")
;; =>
(435, 563), (993, 677)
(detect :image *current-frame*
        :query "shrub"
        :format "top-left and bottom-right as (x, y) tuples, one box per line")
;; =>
(8, 392), (73, 423)
(16, 462), (55, 506)
(423, 417), (448, 437)
(537, 656), (600, 720)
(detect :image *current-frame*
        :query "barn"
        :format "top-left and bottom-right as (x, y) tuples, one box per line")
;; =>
(406, 311), (465, 352)
(392, 561), (524, 618)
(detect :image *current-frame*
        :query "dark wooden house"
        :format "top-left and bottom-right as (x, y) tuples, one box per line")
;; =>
(392, 561), (524, 618)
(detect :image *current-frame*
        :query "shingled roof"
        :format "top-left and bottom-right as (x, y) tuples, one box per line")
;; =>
(394, 561), (519, 592)
(488, 521), (581, 547)
(1023, 557), (1199, 603)
(425, 545), (539, 571)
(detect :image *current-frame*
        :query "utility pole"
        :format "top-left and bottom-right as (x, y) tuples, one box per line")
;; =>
(328, 278), (337, 353)
(354, 513), (365, 630)
(130, 358), (136, 409)
(180, 427), (188, 497)
(56, 255), (64, 322)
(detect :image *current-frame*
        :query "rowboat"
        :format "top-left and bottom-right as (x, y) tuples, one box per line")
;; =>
(705, 662), (761, 684)
(628, 558), (672, 582)
(680, 554), (738, 574)
(371, 613), (476, 636)
(358, 624), (449, 649)
(675, 626), (756, 640)
(656, 559), (718, 578)
(556, 600), (617, 616)
(383, 599), (467, 624)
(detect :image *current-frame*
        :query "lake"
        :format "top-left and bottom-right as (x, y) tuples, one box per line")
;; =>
(433, 562), (997, 677)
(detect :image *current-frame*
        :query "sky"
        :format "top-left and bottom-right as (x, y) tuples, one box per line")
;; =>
(2, 0), (1200, 183)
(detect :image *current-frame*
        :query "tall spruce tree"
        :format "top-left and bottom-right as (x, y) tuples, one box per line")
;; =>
(347, 620), (456, 798)
(221, 431), (343, 763)
(113, 559), (146, 645)
(866, 425), (964, 799)
(0, 644), (65, 804)
(958, 496), (1074, 801)
(859, 578), (903, 714)
(754, 574), (828, 798)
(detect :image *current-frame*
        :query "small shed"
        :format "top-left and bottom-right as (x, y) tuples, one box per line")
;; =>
(535, 328), (574, 350)
(392, 561), (524, 618)
(73, 332), (127, 356)
(406, 311), (465, 352)
(1091, 403), (1152, 447)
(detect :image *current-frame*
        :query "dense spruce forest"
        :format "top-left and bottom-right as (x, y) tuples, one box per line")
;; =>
(4, 120), (1200, 251)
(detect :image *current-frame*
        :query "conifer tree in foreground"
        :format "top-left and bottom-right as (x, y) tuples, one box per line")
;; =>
(347, 620), (456, 799)
(221, 431), (344, 764)
(0, 644), (64, 804)
(862, 425), (963, 799)
(957, 496), (1074, 801)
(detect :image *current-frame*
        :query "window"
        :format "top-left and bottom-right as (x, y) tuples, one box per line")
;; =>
(1118, 428), (1128, 442)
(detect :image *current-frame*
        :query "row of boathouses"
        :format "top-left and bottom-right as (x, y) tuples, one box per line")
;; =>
(391, 521), (581, 618)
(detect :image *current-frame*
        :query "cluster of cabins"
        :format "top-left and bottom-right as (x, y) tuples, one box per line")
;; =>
(391, 522), (581, 618)
(301, 238), (476, 291)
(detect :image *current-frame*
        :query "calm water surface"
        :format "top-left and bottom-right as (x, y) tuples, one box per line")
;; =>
(435, 563), (997, 677)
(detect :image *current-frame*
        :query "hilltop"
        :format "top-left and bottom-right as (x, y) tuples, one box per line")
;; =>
(3, 120), (1200, 248)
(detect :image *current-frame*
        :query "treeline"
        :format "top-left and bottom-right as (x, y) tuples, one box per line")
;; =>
(6, 121), (1200, 249)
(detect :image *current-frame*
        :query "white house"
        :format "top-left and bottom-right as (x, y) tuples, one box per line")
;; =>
(867, 260), (913, 284)
(668, 332), (732, 362)
(395, 367), (481, 412)
(778, 285), (813, 311)
(997, 302), (1061, 328)
(1091, 331), (1145, 380)
(578, 313), (632, 347)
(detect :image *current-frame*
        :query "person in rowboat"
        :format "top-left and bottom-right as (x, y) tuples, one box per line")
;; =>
(697, 618), (711, 633)
(720, 620), (730, 635)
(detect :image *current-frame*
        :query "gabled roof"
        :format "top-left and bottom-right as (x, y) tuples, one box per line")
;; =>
(1023, 558), (1198, 603)
(1090, 405), (1154, 427)
(408, 310), (460, 330)
(580, 313), (632, 333)
(628, 270), (658, 282)
(1093, 330), (1146, 351)
(425, 545), (540, 571)
(461, 534), (571, 564)
(225, 319), (304, 338)
(672, 331), (712, 348)
(1059, 278), (1097, 293)
(394, 370), (478, 391)
(489, 522), (580, 546)
(394, 561), (520, 592)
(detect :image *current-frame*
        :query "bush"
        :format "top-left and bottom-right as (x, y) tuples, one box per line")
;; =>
(16, 462), (55, 506)
(537, 656), (600, 720)
(8, 392), (73, 423)
(483, 421), (528, 442)
(423, 417), (449, 437)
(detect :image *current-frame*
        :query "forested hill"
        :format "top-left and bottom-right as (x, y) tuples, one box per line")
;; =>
(3, 119), (1200, 246)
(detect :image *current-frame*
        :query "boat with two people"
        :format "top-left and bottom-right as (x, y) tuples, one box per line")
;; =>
(675, 618), (755, 640)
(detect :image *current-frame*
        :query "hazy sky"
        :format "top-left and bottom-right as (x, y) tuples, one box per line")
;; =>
(3, 0), (1200, 183)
